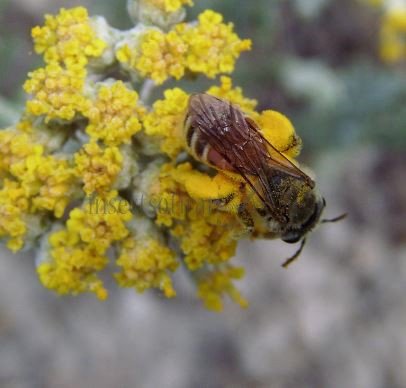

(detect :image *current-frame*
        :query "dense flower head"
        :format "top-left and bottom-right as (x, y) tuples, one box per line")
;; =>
(85, 81), (145, 145)
(364, 0), (406, 63)
(1, 3), (309, 311)
(183, 10), (252, 77)
(143, 87), (189, 156)
(117, 28), (188, 84)
(147, 0), (193, 13)
(10, 150), (77, 217)
(0, 129), (43, 178)
(116, 10), (251, 84)
(150, 162), (243, 271)
(380, 7), (406, 63)
(115, 230), (178, 297)
(197, 265), (248, 312)
(74, 141), (123, 196)
(0, 134), (77, 248)
(0, 180), (30, 252)
(37, 192), (132, 300)
(31, 6), (106, 67)
(172, 214), (239, 270)
(24, 63), (90, 122)
(38, 228), (110, 300)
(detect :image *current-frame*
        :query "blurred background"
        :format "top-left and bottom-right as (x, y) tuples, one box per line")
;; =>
(0, 0), (405, 387)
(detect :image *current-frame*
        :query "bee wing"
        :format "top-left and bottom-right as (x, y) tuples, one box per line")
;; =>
(188, 94), (284, 221)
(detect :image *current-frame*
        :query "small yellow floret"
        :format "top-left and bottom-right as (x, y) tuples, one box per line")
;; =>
(196, 265), (248, 312)
(85, 81), (145, 145)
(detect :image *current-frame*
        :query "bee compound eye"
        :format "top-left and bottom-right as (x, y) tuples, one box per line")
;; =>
(282, 232), (302, 244)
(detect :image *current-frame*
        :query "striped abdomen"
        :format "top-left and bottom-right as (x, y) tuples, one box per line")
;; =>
(184, 112), (235, 171)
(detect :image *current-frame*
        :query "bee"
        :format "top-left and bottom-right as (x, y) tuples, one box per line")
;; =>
(184, 93), (345, 267)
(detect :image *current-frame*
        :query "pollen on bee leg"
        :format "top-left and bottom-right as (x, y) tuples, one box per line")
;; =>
(258, 110), (302, 157)
(237, 203), (254, 232)
(173, 165), (238, 201)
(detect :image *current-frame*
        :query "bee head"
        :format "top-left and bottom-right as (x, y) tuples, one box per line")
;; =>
(281, 194), (326, 244)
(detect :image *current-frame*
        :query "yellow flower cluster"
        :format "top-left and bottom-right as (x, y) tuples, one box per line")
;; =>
(31, 6), (106, 67)
(117, 10), (251, 84)
(24, 7), (108, 121)
(116, 29), (188, 85)
(183, 10), (252, 77)
(37, 192), (132, 300)
(0, 180), (30, 252)
(0, 124), (77, 249)
(172, 213), (239, 270)
(147, 0), (193, 13)
(24, 63), (90, 122)
(85, 81), (145, 146)
(143, 87), (189, 157)
(38, 230), (110, 300)
(196, 266), (248, 312)
(115, 234), (178, 297)
(0, 129), (42, 178)
(2, 3), (307, 310)
(74, 141), (123, 196)
(380, 8), (406, 63)
(10, 150), (77, 218)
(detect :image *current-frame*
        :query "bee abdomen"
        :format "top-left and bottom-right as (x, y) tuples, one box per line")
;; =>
(185, 116), (210, 161)
(184, 110), (234, 171)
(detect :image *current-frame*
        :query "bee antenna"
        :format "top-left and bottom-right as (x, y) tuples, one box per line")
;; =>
(281, 238), (306, 268)
(321, 213), (347, 223)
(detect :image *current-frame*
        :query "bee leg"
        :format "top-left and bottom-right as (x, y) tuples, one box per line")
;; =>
(212, 193), (235, 209)
(238, 203), (254, 233)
